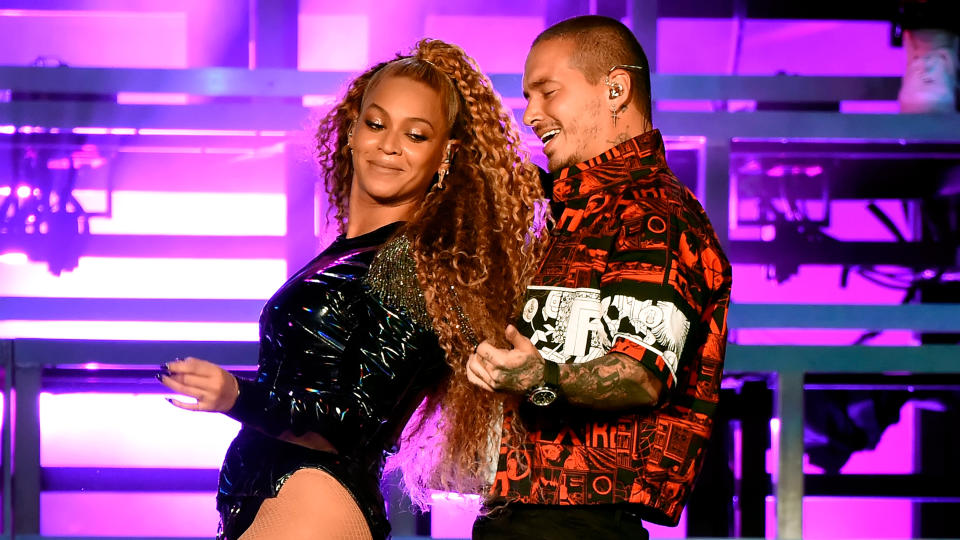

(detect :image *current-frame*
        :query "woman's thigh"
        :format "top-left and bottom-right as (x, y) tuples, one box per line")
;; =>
(240, 468), (373, 540)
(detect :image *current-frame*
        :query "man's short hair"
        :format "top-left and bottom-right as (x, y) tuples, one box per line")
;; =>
(533, 15), (652, 121)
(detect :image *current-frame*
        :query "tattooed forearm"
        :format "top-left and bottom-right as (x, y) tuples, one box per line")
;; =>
(559, 353), (661, 410)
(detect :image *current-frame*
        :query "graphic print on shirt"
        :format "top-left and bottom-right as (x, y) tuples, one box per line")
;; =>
(519, 285), (689, 383)
(490, 131), (731, 526)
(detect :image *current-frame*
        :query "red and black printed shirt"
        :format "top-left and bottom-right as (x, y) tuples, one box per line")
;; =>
(489, 130), (732, 526)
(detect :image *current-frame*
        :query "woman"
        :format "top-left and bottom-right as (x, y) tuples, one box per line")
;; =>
(159, 39), (546, 539)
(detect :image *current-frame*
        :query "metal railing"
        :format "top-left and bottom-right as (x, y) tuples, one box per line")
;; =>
(3, 64), (960, 539)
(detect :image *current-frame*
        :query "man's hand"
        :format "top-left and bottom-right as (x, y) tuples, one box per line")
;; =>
(467, 324), (544, 395)
(159, 357), (240, 412)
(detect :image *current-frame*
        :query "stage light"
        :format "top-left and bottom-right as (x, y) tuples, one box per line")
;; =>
(0, 251), (28, 264)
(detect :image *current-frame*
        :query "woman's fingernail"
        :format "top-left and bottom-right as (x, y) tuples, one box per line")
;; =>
(155, 373), (164, 382)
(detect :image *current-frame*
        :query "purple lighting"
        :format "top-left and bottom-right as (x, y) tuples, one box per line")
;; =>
(2, 2), (952, 538)
(41, 392), (239, 468)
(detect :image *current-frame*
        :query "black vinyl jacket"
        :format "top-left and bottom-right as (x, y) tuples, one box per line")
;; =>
(216, 222), (447, 540)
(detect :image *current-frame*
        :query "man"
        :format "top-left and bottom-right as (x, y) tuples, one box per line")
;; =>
(466, 15), (732, 539)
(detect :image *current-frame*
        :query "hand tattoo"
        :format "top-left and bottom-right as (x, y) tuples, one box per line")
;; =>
(495, 354), (544, 393)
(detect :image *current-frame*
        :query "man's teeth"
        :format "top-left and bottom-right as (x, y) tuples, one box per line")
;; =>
(540, 129), (560, 144)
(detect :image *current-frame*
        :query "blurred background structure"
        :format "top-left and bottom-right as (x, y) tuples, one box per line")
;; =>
(1, 0), (959, 538)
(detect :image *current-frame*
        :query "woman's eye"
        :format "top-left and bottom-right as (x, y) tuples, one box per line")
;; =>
(365, 120), (384, 130)
(544, 89), (557, 98)
(408, 133), (427, 142)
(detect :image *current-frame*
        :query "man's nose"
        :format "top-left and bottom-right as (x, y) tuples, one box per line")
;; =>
(522, 99), (541, 127)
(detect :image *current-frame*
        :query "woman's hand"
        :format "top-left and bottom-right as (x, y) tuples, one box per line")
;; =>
(159, 357), (240, 412)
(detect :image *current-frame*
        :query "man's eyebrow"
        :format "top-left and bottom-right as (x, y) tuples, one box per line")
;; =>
(522, 79), (553, 99)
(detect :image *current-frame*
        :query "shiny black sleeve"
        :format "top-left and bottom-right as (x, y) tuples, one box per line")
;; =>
(225, 299), (445, 452)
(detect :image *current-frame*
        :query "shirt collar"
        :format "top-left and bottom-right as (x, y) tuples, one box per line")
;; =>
(551, 129), (668, 201)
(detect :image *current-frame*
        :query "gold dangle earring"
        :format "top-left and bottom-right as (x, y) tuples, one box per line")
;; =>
(435, 145), (453, 191)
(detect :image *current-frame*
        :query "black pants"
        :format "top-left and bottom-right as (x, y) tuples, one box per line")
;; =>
(472, 505), (650, 540)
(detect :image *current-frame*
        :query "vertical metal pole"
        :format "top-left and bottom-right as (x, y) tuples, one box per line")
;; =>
(545, 0), (589, 26)
(739, 380), (771, 537)
(704, 140), (731, 248)
(776, 371), (804, 539)
(285, 146), (320, 274)
(629, 0), (658, 73)
(250, 0), (312, 275)
(250, 0), (299, 70)
(0, 340), (11, 536)
(12, 359), (41, 535)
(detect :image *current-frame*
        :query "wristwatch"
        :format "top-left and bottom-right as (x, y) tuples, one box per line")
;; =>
(527, 359), (561, 407)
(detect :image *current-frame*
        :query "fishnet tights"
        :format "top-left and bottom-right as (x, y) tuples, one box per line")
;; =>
(239, 468), (373, 540)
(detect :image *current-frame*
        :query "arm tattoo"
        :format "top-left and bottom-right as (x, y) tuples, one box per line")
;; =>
(560, 353), (659, 410)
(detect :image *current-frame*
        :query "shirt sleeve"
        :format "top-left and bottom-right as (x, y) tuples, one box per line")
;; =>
(599, 195), (730, 397)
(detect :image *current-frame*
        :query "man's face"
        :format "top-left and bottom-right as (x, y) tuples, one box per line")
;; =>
(522, 38), (608, 172)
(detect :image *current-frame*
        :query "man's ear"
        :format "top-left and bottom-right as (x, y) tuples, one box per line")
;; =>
(606, 68), (633, 111)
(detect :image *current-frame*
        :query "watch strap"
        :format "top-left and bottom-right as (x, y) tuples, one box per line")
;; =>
(542, 359), (560, 388)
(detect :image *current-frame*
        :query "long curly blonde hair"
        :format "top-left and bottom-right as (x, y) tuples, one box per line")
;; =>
(315, 39), (547, 505)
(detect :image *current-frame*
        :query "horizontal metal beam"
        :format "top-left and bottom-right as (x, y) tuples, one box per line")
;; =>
(43, 467), (218, 492)
(655, 111), (960, 141)
(9, 339), (959, 373)
(0, 297), (264, 322)
(0, 66), (354, 98)
(41, 466), (958, 497)
(2, 235), (287, 259)
(8, 298), (960, 332)
(4, 537), (430, 540)
(0, 66), (904, 101)
(11, 537), (214, 540)
(652, 75), (902, 102)
(0, 101), (308, 131)
(726, 344), (960, 373)
(729, 240), (959, 268)
(13, 339), (258, 367)
(729, 303), (960, 331)
(805, 474), (960, 499)
(5, 102), (957, 141)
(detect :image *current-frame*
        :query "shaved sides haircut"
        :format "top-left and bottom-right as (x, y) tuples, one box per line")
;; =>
(533, 15), (652, 120)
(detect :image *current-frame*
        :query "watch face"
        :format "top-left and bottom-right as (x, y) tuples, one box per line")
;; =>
(528, 386), (558, 407)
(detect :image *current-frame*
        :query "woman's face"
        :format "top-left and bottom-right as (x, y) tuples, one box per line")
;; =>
(350, 75), (450, 208)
